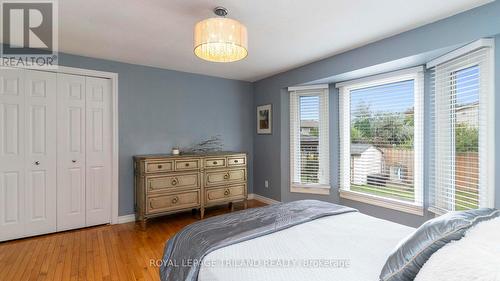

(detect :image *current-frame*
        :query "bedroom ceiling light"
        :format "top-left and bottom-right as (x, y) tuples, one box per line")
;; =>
(194, 7), (248, 63)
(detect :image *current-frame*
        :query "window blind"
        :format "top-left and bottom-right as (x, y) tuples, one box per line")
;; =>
(290, 88), (329, 188)
(429, 46), (494, 213)
(339, 68), (424, 206)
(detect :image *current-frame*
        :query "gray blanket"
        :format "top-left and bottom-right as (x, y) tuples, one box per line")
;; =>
(159, 199), (357, 281)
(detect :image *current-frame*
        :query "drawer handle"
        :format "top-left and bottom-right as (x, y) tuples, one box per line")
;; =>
(171, 178), (178, 186)
(224, 189), (230, 196)
(234, 160), (238, 163)
(185, 163), (190, 167)
(171, 196), (179, 204)
(213, 161), (218, 165)
(158, 164), (163, 169)
(223, 172), (230, 180)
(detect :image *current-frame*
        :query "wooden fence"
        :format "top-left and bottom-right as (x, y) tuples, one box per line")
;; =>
(455, 152), (479, 193)
(380, 148), (414, 183)
(379, 148), (478, 193)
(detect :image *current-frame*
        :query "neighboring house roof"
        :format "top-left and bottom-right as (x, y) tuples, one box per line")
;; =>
(456, 101), (479, 112)
(456, 102), (479, 127)
(300, 120), (319, 128)
(351, 143), (383, 156)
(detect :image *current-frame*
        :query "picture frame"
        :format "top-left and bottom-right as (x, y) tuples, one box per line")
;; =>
(257, 104), (272, 134)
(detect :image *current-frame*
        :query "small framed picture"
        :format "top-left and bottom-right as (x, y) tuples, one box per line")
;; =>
(257, 104), (272, 134)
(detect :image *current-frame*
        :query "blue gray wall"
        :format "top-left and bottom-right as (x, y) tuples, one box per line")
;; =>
(50, 0), (500, 223)
(57, 54), (254, 216)
(253, 1), (500, 227)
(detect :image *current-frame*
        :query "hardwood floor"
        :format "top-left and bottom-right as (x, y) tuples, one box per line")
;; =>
(0, 200), (266, 281)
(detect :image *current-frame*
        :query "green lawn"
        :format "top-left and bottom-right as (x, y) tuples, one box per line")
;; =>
(454, 190), (479, 210)
(351, 185), (478, 210)
(351, 184), (414, 202)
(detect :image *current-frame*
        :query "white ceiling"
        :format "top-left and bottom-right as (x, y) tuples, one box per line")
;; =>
(58, 0), (492, 82)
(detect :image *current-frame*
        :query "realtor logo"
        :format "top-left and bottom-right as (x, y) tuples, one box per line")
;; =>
(1, 0), (58, 68)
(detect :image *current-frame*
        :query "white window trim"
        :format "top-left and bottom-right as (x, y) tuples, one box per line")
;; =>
(426, 38), (494, 68)
(428, 39), (495, 214)
(288, 84), (329, 92)
(486, 42), (496, 209)
(291, 185), (331, 195)
(339, 190), (424, 216)
(289, 86), (330, 195)
(337, 67), (424, 215)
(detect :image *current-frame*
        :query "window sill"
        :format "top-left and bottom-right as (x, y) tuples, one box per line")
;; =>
(291, 184), (330, 195)
(428, 206), (447, 216)
(339, 189), (424, 216)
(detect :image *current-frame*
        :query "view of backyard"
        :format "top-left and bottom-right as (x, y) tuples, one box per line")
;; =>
(349, 70), (480, 210)
(299, 96), (320, 183)
(296, 68), (481, 211)
(349, 79), (418, 204)
(351, 184), (414, 201)
(351, 184), (478, 210)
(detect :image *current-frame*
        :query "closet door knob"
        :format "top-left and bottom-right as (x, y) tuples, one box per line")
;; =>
(34, 161), (40, 165)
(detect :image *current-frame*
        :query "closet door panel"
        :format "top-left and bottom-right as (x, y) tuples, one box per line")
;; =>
(57, 73), (86, 231)
(85, 77), (111, 226)
(0, 69), (26, 241)
(24, 70), (57, 236)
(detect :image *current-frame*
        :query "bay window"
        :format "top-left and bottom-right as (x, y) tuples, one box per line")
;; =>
(289, 85), (330, 194)
(428, 40), (495, 214)
(337, 67), (424, 214)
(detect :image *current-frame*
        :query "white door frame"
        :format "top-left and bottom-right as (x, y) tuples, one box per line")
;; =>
(19, 65), (120, 225)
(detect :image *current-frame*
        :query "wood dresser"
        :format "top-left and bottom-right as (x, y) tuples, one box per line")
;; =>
(134, 152), (247, 225)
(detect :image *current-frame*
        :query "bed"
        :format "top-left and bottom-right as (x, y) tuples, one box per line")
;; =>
(160, 200), (415, 281)
(199, 212), (414, 281)
(160, 200), (499, 281)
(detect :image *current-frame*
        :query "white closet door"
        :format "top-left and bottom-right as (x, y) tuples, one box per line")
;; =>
(57, 73), (86, 231)
(24, 70), (57, 236)
(0, 69), (26, 241)
(85, 77), (111, 226)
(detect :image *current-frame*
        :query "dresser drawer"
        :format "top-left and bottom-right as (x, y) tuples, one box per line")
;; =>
(147, 190), (200, 214)
(204, 158), (226, 169)
(205, 184), (246, 204)
(175, 159), (200, 171)
(146, 173), (199, 192)
(205, 168), (246, 187)
(145, 161), (174, 173)
(227, 156), (246, 167)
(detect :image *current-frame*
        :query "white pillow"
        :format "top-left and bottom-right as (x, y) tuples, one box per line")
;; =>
(414, 216), (500, 281)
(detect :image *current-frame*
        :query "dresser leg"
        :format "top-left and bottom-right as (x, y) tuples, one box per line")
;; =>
(243, 199), (248, 209)
(200, 208), (205, 219)
(229, 202), (234, 212)
(139, 218), (147, 230)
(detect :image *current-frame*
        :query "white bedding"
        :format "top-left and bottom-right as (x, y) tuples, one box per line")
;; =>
(414, 217), (500, 281)
(199, 212), (415, 281)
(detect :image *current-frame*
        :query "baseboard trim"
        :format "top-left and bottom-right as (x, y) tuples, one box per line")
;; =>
(116, 194), (279, 224)
(248, 193), (281, 205)
(117, 214), (136, 224)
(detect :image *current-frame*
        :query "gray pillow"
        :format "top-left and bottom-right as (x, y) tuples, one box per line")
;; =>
(379, 208), (500, 281)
